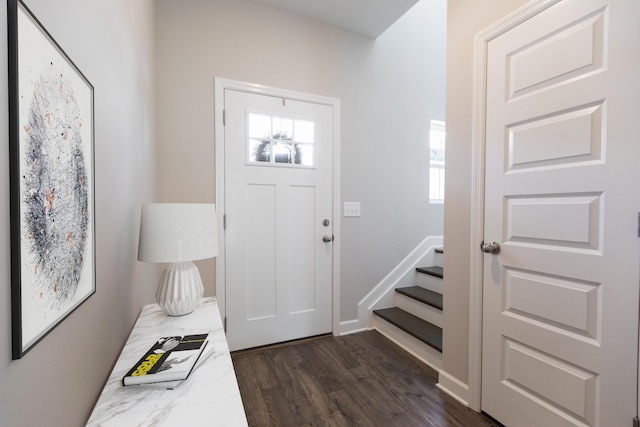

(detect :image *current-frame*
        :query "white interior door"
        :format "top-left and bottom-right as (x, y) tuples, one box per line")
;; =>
(224, 89), (333, 351)
(481, 0), (640, 425)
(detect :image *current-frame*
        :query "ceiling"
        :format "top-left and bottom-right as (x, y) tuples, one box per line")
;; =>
(248, 0), (420, 38)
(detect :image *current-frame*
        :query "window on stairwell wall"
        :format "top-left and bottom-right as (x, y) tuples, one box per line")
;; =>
(429, 119), (446, 203)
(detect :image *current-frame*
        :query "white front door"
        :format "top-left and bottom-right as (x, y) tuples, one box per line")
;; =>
(481, 0), (640, 425)
(224, 89), (333, 351)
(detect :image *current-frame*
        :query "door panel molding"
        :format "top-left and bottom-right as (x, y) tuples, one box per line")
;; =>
(470, 0), (640, 424)
(214, 78), (341, 338)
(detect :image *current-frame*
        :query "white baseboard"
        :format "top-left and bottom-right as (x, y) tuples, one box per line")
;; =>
(437, 369), (471, 407)
(338, 319), (367, 336)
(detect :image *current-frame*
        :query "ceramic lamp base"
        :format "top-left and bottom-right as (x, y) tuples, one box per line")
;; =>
(156, 261), (204, 316)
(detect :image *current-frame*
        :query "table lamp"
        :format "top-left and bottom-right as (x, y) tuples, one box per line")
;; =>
(137, 203), (218, 316)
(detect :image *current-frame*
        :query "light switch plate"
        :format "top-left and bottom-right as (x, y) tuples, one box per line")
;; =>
(344, 202), (361, 217)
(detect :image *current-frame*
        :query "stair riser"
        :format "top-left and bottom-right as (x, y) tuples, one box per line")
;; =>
(374, 317), (442, 371)
(395, 294), (443, 328)
(434, 253), (443, 267)
(416, 274), (443, 294)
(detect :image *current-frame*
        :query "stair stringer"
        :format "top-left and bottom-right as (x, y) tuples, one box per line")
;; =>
(354, 235), (443, 331)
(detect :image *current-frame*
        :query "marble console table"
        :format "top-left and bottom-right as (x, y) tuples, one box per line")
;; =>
(87, 297), (248, 426)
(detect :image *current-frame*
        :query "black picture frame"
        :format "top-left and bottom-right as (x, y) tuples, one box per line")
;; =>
(8, 0), (96, 359)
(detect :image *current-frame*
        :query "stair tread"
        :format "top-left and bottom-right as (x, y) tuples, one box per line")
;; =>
(373, 307), (442, 352)
(396, 286), (443, 310)
(416, 266), (443, 278)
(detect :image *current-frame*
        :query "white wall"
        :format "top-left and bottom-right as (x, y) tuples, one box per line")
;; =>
(154, 0), (446, 321)
(0, 1), (156, 425)
(442, 0), (532, 392)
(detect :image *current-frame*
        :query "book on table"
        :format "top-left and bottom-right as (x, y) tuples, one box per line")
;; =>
(122, 334), (209, 386)
(134, 343), (217, 390)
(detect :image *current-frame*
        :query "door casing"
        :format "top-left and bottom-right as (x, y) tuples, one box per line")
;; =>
(214, 78), (341, 337)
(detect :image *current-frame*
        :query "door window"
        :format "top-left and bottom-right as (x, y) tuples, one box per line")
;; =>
(248, 112), (315, 167)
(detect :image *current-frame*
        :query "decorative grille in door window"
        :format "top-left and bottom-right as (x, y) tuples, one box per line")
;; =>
(248, 113), (315, 167)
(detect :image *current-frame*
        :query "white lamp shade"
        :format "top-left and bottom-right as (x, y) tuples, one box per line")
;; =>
(138, 203), (219, 263)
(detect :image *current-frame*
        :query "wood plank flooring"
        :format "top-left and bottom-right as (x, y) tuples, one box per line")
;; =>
(232, 331), (502, 427)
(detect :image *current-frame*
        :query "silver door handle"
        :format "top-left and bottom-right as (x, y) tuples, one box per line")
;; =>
(323, 235), (334, 243)
(481, 241), (501, 254)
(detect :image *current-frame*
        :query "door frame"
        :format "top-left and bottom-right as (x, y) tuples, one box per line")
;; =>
(214, 77), (341, 337)
(467, 0), (563, 412)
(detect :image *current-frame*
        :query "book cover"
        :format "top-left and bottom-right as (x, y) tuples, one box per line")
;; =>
(134, 342), (216, 390)
(122, 334), (209, 386)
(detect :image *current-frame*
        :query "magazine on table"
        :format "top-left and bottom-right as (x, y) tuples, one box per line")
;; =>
(122, 334), (209, 386)
(134, 342), (217, 389)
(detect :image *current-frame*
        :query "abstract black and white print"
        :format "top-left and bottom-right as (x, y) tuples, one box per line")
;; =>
(11, 0), (95, 356)
(23, 66), (89, 309)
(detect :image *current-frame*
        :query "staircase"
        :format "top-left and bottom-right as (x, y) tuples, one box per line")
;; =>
(373, 247), (444, 370)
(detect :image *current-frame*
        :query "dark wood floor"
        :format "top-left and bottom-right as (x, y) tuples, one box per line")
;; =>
(231, 331), (502, 427)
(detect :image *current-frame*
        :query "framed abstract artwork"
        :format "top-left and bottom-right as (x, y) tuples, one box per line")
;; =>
(8, 0), (95, 359)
